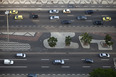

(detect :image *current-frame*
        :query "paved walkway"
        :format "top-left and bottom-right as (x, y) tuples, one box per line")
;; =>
(0, 0), (116, 4)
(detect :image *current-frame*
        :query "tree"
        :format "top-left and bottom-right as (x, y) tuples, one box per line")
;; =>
(47, 37), (57, 47)
(104, 34), (113, 46)
(65, 36), (71, 46)
(89, 68), (116, 77)
(81, 32), (92, 45)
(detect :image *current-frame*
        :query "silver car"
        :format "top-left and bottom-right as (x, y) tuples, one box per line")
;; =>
(49, 10), (59, 13)
(4, 59), (14, 65)
(50, 16), (59, 20)
(16, 53), (26, 58)
(53, 60), (65, 65)
(77, 16), (87, 20)
(99, 53), (110, 57)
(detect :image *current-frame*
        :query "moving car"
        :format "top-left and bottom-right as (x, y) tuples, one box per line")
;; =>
(31, 13), (38, 19)
(53, 60), (65, 65)
(15, 15), (23, 20)
(61, 20), (71, 24)
(99, 53), (110, 57)
(4, 59), (14, 65)
(50, 16), (59, 20)
(103, 17), (111, 21)
(16, 53), (26, 58)
(28, 74), (37, 77)
(85, 59), (93, 63)
(49, 10), (59, 13)
(93, 21), (103, 25)
(85, 10), (94, 14)
(77, 16), (87, 20)
(63, 9), (71, 13)
(9, 10), (18, 14)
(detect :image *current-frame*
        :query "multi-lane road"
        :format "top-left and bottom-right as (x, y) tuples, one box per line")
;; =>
(0, 52), (115, 74)
(0, 10), (116, 31)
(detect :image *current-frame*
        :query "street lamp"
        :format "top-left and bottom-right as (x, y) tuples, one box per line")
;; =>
(5, 11), (9, 42)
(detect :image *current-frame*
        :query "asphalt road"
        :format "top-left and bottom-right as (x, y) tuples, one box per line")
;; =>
(0, 52), (115, 74)
(0, 10), (116, 27)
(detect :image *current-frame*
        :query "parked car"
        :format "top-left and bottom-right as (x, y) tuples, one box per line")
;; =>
(28, 74), (37, 77)
(16, 53), (26, 58)
(63, 9), (71, 13)
(15, 15), (23, 20)
(77, 16), (87, 20)
(99, 53), (110, 57)
(85, 10), (94, 14)
(53, 60), (65, 65)
(61, 20), (71, 24)
(31, 13), (38, 19)
(49, 10), (59, 13)
(103, 17), (111, 21)
(4, 59), (14, 65)
(93, 21), (103, 25)
(85, 59), (93, 63)
(50, 16), (59, 20)
(9, 10), (18, 14)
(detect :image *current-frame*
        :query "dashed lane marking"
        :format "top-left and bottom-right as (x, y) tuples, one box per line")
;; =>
(15, 6), (20, 7)
(98, 6), (102, 7)
(31, 6), (35, 7)
(61, 66), (70, 68)
(102, 66), (111, 68)
(106, 6), (110, 7)
(41, 66), (49, 68)
(67, 15), (74, 16)
(82, 66), (91, 68)
(23, 6), (27, 7)
(101, 15), (108, 16)
(0, 66), (27, 68)
(8, 6), (12, 7)
(81, 59), (85, 60)
(101, 59), (109, 61)
(41, 59), (49, 60)
(0, 6), (4, 7)
(85, 20), (92, 22)
(0, 59), (27, 60)
(0, 15), (5, 16)
(62, 59), (69, 60)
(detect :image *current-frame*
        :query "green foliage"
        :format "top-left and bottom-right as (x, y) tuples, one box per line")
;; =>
(48, 37), (57, 47)
(104, 34), (113, 46)
(65, 36), (71, 46)
(81, 32), (92, 44)
(89, 68), (116, 77)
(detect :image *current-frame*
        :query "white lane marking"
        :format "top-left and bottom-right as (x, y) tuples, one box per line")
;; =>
(91, 6), (95, 7)
(81, 59), (85, 60)
(16, 6), (20, 7)
(30, 5), (35, 7)
(83, 6), (88, 7)
(62, 59), (69, 60)
(85, 20), (92, 22)
(82, 66), (91, 68)
(106, 6), (110, 7)
(61, 6), (65, 7)
(54, 6), (57, 7)
(101, 59), (109, 61)
(114, 6), (116, 7)
(102, 66), (111, 68)
(0, 59), (27, 60)
(46, 6), (50, 7)
(41, 66), (49, 68)
(98, 6), (102, 7)
(0, 6), (4, 7)
(8, 6), (12, 7)
(23, 6), (27, 7)
(101, 15), (108, 16)
(41, 59), (49, 60)
(0, 66), (27, 68)
(61, 66), (70, 68)
(85, 15), (91, 16)
(67, 15), (74, 16)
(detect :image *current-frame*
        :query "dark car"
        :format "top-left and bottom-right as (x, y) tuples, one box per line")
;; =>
(85, 10), (94, 14)
(28, 74), (37, 77)
(31, 13), (38, 19)
(77, 16), (87, 20)
(61, 20), (71, 24)
(93, 21), (103, 25)
(85, 59), (93, 63)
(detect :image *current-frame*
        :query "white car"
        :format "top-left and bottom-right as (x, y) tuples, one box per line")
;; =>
(99, 53), (110, 57)
(16, 53), (26, 58)
(4, 59), (14, 65)
(49, 10), (59, 13)
(53, 60), (65, 65)
(63, 9), (71, 13)
(50, 16), (59, 20)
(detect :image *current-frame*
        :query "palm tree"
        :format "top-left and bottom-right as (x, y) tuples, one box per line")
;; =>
(104, 34), (113, 46)
(65, 36), (71, 46)
(81, 32), (92, 45)
(48, 37), (57, 47)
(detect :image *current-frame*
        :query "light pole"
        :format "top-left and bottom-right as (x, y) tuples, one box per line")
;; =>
(5, 11), (9, 42)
